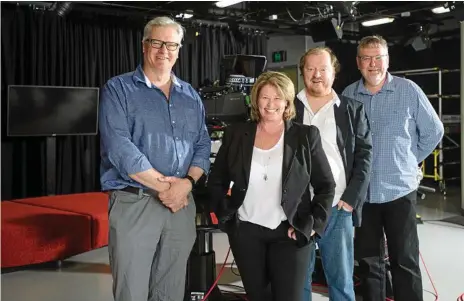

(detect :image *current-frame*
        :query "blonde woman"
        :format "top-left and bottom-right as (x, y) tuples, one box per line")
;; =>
(208, 71), (336, 301)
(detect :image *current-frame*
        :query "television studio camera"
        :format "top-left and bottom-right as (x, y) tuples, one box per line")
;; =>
(184, 54), (267, 301)
(200, 54), (267, 128)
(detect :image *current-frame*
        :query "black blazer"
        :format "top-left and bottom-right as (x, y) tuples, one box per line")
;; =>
(295, 94), (373, 227)
(208, 120), (336, 245)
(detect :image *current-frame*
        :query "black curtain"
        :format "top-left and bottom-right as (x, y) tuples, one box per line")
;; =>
(1, 4), (267, 200)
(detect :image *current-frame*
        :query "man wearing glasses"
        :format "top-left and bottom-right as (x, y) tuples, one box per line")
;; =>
(99, 16), (211, 301)
(342, 35), (444, 301)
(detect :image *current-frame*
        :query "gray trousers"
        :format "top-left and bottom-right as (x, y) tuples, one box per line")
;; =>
(108, 190), (197, 301)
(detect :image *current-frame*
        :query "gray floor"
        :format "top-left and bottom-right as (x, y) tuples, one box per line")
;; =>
(2, 187), (464, 301)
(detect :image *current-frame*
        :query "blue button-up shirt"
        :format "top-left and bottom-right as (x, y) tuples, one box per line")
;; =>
(99, 65), (211, 191)
(342, 73), (444, 203)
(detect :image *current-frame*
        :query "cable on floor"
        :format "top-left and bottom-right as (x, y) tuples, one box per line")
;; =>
(200, 247), (231, 301)
(201, 247), (439, 301)
(311, 250), (438, 301)
(218, 283), (248, 301)
(218, 283), (246, 292)
(419, 251), (439, 301)
(230, 259), (241, 277)
(218, 284), (248, 300)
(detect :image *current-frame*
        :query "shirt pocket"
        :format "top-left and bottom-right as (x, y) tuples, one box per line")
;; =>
(383, 109), (415, 135)
(185, 130), (199, 143)
(130, 102), (167, 128)
(181, 105), (201, 132)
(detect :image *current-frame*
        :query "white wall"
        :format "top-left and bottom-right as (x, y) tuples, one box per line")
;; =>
(266, 35), (306, 69)
(266, 35), (326, 68)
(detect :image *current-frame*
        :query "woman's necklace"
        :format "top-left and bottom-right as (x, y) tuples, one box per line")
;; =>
(263, 154), (271, 181)
(258, 123), (283, 181)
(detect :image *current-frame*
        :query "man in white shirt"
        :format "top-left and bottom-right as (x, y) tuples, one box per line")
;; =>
(295, 47), (373, 301)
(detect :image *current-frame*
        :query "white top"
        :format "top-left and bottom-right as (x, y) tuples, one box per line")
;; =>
(297, 89), (347, 208)
(238, 131), (287, 229)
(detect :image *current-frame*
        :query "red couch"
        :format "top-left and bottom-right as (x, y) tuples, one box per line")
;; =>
(12, 193), (109, 249)
(1, 192), (109, 268)
(1, 202), (92, 268)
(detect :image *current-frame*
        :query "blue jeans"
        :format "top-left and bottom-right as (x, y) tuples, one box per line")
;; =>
(303, 206), (355, 301)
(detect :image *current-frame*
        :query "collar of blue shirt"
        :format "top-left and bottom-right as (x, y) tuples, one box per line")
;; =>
(356, 72), (396, 95)
(132, 64), (181, 89)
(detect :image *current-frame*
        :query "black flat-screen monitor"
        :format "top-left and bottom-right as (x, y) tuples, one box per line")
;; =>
(7, 85), (100, 137)
(220, 55), (267, 85)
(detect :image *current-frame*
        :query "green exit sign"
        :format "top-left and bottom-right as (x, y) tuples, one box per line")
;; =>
(272, 50), (287, 63)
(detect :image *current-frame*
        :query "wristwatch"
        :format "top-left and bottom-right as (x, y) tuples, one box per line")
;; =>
(185, 175), (196, 187)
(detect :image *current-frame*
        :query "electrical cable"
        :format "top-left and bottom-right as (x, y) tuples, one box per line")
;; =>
(230, 259), (241, 277)
(218, 283), (246, 292)
(310, 250), (438, 301)
(419, 251), (439, 301)
(220, 291), (248, 301)
(200, 247), (231, 301)
(202, 245), (440, 301)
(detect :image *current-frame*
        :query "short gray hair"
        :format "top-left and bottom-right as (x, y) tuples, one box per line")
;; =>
(142, 16), (185, 42)
(357, 35), (389, 55)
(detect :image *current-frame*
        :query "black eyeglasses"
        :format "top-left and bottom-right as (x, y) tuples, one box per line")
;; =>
(145, 38), (181, 51)
(357, 54), (388, 63)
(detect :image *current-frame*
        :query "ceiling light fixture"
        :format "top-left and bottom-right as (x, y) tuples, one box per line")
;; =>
(361, 17), (395, 27)
(269, 14), (278, 20)
(431, 6), (450, 14)
(215, 0), (244, 8)
(176, 13), (193, 19)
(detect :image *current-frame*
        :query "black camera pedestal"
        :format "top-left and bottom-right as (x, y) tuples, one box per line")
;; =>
(185, 209), (224, 301)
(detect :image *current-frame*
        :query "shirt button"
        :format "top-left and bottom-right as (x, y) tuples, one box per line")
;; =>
(176, 172), (180, 175)
(176, 137), (179, 140)
(172, 120), (175, 124)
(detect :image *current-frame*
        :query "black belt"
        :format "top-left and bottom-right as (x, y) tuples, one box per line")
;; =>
(121, 186), (159, 198)
(121, 186), (141, 194)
